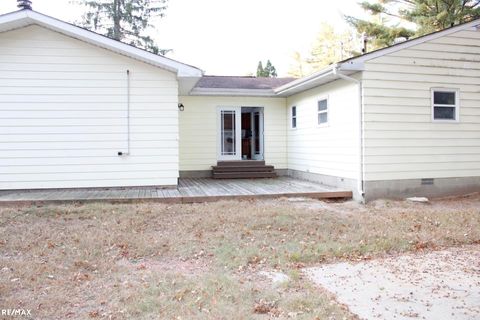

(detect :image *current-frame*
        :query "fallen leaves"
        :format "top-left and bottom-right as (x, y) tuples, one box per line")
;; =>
(173, 289), (189, 302)
(136, 263), (147, 270)
(72, 273), (90, 282)
(88, 310), (99, 318)
(412, 240), (436, 251)
(117, 243), (129, 258)
(253, 299), (278, 315)
(1, 196), (480, 319)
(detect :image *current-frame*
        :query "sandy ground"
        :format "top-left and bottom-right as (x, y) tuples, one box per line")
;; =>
(1, 196), (479, 319)
(305, 245), (480, 320)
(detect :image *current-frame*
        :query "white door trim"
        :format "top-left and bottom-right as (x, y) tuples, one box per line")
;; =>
(251, 109), (264, 160)
(217, 106), (241, 161)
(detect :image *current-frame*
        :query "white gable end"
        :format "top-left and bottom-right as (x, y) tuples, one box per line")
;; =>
(0, 24), (180, 189)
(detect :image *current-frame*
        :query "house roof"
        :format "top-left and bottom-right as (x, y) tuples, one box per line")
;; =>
(275, 18), (480, 96)
(1, 9), (479, 98)
(0, 9), (204, 94)
(190, 76), (296, 97)
(196, 76), (296, 90)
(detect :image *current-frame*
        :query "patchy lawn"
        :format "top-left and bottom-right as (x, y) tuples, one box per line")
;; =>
(0, 194), (479, 319)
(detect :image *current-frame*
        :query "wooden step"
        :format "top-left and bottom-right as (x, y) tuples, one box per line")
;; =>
(216, 160), (265, 167)
(212, 160), (276, 179)
(212, 171), (277, 179)
(212, 165), (274, 172)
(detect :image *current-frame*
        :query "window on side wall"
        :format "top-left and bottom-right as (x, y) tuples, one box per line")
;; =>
(431, 88), (459, 122)
(317, 98), (328, 125)
(291, 106), (297, 129)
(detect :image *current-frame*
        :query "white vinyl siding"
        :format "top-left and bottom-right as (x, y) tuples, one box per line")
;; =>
(362, 28), (480, 181)
(286, 78), (359, 179)
(0, 25), (179, 189)
(178, 96), (287, 171)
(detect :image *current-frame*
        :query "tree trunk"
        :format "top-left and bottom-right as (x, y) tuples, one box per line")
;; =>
(112, 0), (122, 40)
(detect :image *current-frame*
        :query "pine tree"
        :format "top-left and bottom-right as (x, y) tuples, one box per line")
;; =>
(256, 61), (265, 77)
(79, 0), (169, 54)
(347, 0), (480, 49)
(256, 60), (277, 77)
(405, 0), (480, 34)
(264, 60), (278, 78)
(345, 14), (413, 50)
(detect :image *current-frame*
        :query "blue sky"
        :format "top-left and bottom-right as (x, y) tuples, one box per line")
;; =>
(0, 0), (366, 76)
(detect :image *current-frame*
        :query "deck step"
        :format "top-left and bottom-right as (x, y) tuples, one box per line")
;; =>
(212, 160), (277, 179)
(212, 172), (277, 179)
(212, 165), (274, 172)
(216, 160), (265, 167)
(212, 160), (276, 179)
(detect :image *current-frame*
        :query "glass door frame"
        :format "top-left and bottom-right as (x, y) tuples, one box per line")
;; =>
(251, 109), (264, 160)
(217, 106), (242, 161)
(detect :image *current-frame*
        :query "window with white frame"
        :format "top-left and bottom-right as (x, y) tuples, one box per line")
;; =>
(317, 99), (328, 125)
(291, 106), (297, 128)
(431, 89), (459, 122)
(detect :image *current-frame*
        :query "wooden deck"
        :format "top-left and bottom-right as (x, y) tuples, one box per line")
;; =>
(0, 177), (352, 205)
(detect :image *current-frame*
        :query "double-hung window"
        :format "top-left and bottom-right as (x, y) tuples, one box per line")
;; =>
(431, 88), (459, 122)
(317, 98), (328, 125)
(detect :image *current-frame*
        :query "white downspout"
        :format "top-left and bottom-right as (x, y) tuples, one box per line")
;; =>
(118, 69), (131, 157)
(333, 67), (365, 201)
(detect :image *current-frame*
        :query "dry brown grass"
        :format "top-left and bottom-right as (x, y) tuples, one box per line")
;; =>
(0, 195), (479, 319)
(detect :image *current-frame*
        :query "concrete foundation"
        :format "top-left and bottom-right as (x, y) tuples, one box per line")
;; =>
(364, 176), (480, 202)
(179, 170), (212, 178)
(179, 170), (480, 202)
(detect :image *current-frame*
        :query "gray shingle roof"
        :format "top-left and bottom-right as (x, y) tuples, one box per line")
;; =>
(196, 75), (296, 90)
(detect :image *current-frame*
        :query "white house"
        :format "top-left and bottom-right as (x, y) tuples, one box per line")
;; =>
(1, 8), (479, 201)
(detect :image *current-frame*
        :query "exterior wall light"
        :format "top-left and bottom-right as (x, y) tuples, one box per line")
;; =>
(178, 103), (185, 111)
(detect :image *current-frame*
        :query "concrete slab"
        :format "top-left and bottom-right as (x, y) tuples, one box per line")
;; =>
(304, 246), (480, 320)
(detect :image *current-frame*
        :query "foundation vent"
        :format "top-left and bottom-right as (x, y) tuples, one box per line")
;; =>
(421, 178), (434, 185)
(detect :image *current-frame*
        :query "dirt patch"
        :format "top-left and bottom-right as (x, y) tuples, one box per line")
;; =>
(282, 197), (368, 215)
(116, 256), (211, 276)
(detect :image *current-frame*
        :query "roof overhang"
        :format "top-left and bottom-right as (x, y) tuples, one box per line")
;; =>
(0, 10), (203, 94)
(274, 63), (363, 97)
(275, 18), (480, 97)
(340, 19), (480, 65)
(189, 87), (277, 97)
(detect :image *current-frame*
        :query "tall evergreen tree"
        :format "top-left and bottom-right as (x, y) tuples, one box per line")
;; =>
(264, 60), (278, 78)
(79, 0), (169, 54)
(256, 60), (277, 77)
(347, 0), (480, 49)
(256, 61), (265, 77)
